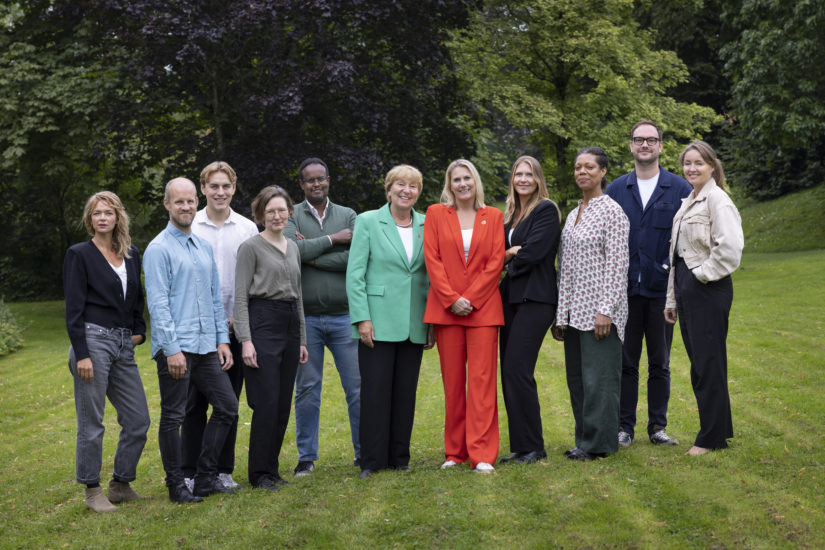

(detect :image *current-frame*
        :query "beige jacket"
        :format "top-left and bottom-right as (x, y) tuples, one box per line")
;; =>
(666, 179), (744, 308)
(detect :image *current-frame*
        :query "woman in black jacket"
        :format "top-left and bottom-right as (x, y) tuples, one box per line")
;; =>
(498, 156), (561, 465)
(63, 191), (150, 512)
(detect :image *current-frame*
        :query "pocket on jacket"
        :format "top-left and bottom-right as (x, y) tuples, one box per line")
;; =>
(366, 285), (385, 296)
(653, 204), (675, 228)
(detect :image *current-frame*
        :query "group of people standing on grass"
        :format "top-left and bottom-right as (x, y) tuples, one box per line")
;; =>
(64, 119), (744, 513)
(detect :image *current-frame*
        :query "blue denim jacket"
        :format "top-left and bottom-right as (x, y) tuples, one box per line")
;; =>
(606, 166), (692, 298)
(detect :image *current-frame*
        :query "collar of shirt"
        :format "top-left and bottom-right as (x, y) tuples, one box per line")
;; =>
(194, 207), (243, 228)
(165, 221), (199, 249)
(306, 198), (330, 226)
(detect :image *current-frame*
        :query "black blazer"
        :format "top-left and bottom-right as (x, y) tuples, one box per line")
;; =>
(500, 200), (560, 305)
(63, 240), (146, 360)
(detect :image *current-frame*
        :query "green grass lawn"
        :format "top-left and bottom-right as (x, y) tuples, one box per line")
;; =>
(1, 249), (823, 548)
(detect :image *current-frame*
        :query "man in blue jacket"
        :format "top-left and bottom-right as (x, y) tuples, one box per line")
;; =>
(605, 121), (691, 448)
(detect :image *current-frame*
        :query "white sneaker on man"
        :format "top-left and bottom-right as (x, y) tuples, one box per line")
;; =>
(218, 473), (239, 489)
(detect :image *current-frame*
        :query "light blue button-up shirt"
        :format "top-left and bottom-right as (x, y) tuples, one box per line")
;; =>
(144, 222), (230, 358)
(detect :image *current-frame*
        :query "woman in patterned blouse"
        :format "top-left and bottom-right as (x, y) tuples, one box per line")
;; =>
(552, 147), (630, 461)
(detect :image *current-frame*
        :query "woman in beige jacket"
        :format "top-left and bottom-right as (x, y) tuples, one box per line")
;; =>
(664, 141), (743, 456)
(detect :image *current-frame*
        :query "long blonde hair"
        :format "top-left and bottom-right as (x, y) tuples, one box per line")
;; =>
(441, 159), (485, 209)
(679, 140), (728, 192)
(503, 155), (559, 226)
(82, 191), (132, 259)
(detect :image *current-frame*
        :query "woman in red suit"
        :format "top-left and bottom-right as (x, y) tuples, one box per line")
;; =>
(424, 159), (505, 474)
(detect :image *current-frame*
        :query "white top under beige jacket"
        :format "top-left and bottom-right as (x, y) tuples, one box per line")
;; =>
(665, 179), (744, 309)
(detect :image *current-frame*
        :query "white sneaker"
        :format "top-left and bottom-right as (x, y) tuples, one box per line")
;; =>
(218, 473), (239, 489)
(440, 460), (457, 469)
(183, 477), (194, 493)
(473, 462), (495, 474)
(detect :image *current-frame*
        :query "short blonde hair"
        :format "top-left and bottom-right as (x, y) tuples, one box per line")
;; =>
(200, 161), (237, 187)
(384, 164), (423, 203)
(441, 159), (485, 209)
(81, 191), (132, 259)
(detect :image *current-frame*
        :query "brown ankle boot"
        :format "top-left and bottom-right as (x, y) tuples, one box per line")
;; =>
(85, 486), (117, 512)
(108, 480), (141, 503)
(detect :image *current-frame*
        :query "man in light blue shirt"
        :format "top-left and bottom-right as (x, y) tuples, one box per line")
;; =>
(144, 177), (239, 503)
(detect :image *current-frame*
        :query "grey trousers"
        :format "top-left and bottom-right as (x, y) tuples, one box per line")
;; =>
(564, 327), (622, 455)
(68, 323), (150, 484)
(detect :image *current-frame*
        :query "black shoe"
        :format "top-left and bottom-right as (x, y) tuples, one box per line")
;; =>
(499, 452), (522, 464)
(169, 483), (203, 503)
(514, 450), (547, 464)
(193, 477), (235, 497)
(353, 458), (361, 468)
(252, 477), (280, 492)
(293, 461), (315, 478)
(392, 464), (410, 471)
(273, 474), (289, 486)
(359, 469), (375, 479)
(563, 448), (577, 457)
(567, 448), (604, 461)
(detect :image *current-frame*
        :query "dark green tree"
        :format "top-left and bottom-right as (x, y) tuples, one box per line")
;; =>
(721, 0), (825, 199)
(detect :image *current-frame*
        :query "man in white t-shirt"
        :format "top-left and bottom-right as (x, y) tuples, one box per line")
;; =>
(181, 161), (259, 489)
(605, 121), (692, 448)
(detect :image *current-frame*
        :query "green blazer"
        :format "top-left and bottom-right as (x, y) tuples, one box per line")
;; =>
(346, 203), (429, 344)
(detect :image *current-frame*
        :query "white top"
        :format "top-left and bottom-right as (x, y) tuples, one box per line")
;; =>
(192, 208), (260, 319)
(109, 260), (127, 299)
(397, 226), (414, 263)
(307, 198), (334, 245)
(461, 228), (473, 261)
(637, 172), (660, 209)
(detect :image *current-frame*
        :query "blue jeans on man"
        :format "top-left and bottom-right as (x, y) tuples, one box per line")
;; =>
(294, 313), (360, 462)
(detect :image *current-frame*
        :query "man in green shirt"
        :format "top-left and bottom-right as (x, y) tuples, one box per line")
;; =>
(284, 158), (360, 477)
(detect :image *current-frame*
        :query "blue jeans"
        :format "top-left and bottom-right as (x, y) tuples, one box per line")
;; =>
(156, 351), (238, 487)
(294, 313), (361, 462)
(68, 323), (150, 485)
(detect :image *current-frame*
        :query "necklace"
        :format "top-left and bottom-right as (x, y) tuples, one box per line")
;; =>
(394, 214), (413, 228)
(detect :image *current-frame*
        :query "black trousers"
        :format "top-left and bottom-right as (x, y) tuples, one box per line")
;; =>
(619, 295), (674, 437)
(244, 299), (300, 485)
(181, 335), (244, 477)
(674, 257), (734, 449)
(156, 352), (238, 487)
(358, 339), (423, 472)
(499, 299), (554, 453)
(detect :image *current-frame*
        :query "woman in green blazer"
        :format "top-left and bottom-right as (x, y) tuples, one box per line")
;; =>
(346, 164), (433, 478)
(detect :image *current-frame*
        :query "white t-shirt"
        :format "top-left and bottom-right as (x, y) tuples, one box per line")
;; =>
(109, 260), (127, 299)
(397, 226), (414, 263)
(637, 172), (660, 209)
(461, 229), (473, 261)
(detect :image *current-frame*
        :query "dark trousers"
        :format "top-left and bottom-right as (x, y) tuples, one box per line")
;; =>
(244, 299), (300, 485)
(156, 351), (239, 488)
(181, 335), (244, 477)
(358, 339), (423, 472)
(619, 295), (674, 437)
(674, 257), (734, 449)
(564, 327), (621, 455)
(499, 300), (554, 453)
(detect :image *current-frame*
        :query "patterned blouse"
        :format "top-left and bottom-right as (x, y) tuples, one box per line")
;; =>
(556, 195), (630, 342)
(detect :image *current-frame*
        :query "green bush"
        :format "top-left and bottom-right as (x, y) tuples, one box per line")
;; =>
(0, 298), (26, 355)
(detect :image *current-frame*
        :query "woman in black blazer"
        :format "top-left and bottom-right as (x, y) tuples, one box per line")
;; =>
(63, 191), (150, 512)
(498, 156), (561, 465)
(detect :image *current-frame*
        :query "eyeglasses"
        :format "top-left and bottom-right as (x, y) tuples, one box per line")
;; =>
(632, 137), (660, 146)
(302, 176), (329, 185)
(265, 208), (290, 217)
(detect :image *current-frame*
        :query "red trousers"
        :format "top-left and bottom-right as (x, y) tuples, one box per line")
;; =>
(435, 325), (499, 467)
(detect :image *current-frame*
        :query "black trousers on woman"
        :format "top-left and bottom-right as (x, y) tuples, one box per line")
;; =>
(245, 299), (300, 485)
(358, 339), (423, 472)
(674, 257), (734, 449)
(499, 299), (554, 454)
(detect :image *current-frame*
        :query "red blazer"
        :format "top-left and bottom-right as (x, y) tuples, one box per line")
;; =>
(423, 204), (505, 326)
